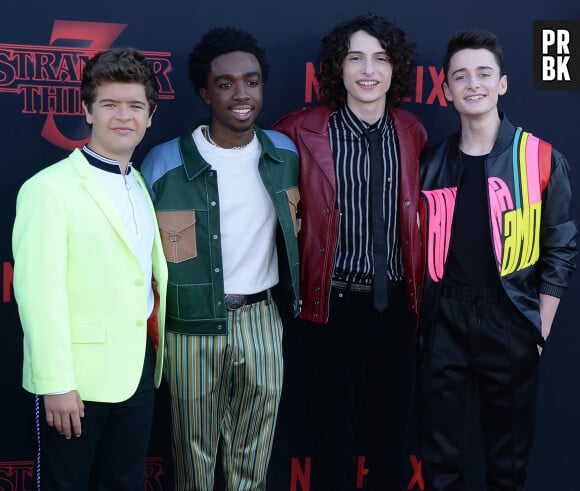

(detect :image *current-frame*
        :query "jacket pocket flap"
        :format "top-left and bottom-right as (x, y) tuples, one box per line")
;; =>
(157, 210), (196, 234)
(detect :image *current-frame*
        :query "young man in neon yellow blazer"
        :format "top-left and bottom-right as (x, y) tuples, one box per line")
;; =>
(12, 48), (167, 491)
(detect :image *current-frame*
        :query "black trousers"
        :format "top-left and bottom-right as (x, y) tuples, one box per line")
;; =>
(302, 283), (415, 491)
(421, 285), (541, 491)
(36, 339), (156, 491)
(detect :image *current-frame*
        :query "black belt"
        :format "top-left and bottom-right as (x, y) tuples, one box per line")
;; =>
(330, 279), (372, 293)
(224, 290), (269, 310)
(331, 279), (405, 297)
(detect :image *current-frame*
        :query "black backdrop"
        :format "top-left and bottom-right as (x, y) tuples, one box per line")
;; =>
(1, 1), (578, 490)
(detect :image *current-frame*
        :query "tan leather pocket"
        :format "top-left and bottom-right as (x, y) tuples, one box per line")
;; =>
(157, 210), (197, 263)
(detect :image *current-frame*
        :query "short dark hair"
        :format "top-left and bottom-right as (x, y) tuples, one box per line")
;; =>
(318, 14), (417, 110)
(81, 47), (158, 114)
(443, 30), (505, 80)
(188, 27), (270, 93)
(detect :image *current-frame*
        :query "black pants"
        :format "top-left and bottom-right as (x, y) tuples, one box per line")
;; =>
(36, 339), (156, 491)
(421, 286), (541, 491)
(302, 283), (415, 491)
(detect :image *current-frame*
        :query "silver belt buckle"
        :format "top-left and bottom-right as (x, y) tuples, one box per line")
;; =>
(224, 294), (247, 310)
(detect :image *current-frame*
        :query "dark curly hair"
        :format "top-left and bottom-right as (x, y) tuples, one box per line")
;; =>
(318, 14), (416, 110)
(81, 47), (158, 115)
(188, 27), (270, 93)
(443, 30), (505, 81)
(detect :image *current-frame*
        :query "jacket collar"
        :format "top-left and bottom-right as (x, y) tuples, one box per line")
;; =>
(490, 112), (516, 157)
(294, 105), (332, 135)
(178, 121), (283, 180)
(296, 104), (400, 136)
(449, 112), (516, 163)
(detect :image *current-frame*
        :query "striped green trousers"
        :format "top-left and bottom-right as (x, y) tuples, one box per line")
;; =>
(164, 297), (284, 490)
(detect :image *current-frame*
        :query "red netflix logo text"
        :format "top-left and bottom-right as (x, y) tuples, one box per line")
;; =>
(290, 454), (425, 490)
(2, 261), (13, 304)
(304, 61), (447, 107)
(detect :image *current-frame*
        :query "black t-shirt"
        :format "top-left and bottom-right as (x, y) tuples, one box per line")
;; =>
(445, 152), (501, 288)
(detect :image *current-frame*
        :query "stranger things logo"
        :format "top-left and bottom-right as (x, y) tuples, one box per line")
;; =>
(0, 20), (174, 150)
(0, 458), (165, 490)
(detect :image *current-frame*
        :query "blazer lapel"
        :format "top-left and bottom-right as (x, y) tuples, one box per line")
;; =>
(300, 131), (336, 188)
(70, 149), (133, 251)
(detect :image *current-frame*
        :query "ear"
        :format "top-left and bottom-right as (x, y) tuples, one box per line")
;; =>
(199, 88), (211, 105)
(499, 74), (508, 96)
(443, 81), (453, 102)
(82, 101), (93, 125)
(147, 104), (157, 129)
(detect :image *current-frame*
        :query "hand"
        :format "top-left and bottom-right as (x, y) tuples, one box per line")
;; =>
(43, 391), (85, 439)
(537, 293), (560, 358)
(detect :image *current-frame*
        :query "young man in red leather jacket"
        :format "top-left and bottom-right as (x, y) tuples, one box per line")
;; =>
(274, 14), (427, 491)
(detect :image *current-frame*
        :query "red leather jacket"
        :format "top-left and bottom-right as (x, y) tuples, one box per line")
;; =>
(274, 105), (427, 324)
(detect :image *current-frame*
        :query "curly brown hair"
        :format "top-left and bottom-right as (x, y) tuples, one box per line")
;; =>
(81, 47), (158, 115)
(318, 14), (416, 110)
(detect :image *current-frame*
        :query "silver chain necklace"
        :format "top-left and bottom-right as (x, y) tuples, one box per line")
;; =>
(203, 126), (255, 150)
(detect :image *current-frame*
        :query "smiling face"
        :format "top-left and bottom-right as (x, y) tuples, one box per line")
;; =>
(444, 48), (507, 119)
(199, 50), (263, 146)
(83, 81), (153, 167)
(342, 30), (393, 118)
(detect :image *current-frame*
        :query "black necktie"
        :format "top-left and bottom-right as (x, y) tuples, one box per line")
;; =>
(364, 125), (389, 313)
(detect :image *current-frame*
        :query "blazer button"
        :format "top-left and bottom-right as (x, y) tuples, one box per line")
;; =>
(135, 279), (144, 287)
(136, 320), (145, 327)
(403, 199), (411, 207)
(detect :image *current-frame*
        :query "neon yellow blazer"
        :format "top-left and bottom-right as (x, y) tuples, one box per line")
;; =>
(12, 148), (168, 403)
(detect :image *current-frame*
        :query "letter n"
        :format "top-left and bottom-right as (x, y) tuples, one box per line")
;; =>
(290, 457), (311, 491)
(3, 262), (13, 303)
(304, 62), (320, 104)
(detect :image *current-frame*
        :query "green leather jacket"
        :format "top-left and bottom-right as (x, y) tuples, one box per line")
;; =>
(141, 124), (300, 335)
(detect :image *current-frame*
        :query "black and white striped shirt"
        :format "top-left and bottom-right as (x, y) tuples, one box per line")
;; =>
(329, 104), (403, 285)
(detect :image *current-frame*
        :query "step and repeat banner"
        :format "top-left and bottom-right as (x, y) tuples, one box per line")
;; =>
(1, 1), (578, 489)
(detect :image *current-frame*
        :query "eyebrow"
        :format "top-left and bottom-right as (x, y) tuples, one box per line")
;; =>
(451, 65), (495, 76)
(214, 71), (262, 81)
(346, 50), (388, 55)
(97, 98), (147, 105)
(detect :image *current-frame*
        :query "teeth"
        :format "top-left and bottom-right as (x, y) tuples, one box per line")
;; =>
(466, 95), (485, 100)
(232, 108), (250, 114)
(359, 81), (377, 86)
